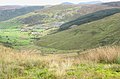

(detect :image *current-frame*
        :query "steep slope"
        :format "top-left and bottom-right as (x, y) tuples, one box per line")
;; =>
(0, 6), (44, 22)
(59, 8), (120, 31)
(38, 13), (120, 50)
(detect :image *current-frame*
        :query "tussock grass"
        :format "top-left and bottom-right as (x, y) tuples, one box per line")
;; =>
(0, 45), (120, 79)
(78, 46), (120, 63)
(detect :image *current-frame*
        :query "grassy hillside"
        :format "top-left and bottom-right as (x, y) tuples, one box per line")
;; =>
(1, 45), (120, 79)
(0, 4), (114, 29)
(0, 6), (44, 22)
(0, 3), (119, 50)
(38, 12), (120, 50)
(59, 8), (120, 31)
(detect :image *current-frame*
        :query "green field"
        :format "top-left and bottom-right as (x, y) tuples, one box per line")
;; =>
(0, 29), (31, 48)
(0, 28), (64, 52)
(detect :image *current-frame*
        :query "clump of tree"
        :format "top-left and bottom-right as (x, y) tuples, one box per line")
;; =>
(2, 36), (13, 48)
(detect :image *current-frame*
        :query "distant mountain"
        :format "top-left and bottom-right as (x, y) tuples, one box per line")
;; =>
(0, 5), (22, 10)
(61, 2), (74, 5)
(102, 1), (120, 7)
(0, 6), (44, 22)
(79, 1), (102, 4)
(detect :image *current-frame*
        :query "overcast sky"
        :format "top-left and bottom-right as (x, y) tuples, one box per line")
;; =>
(0, 0), (120, 5)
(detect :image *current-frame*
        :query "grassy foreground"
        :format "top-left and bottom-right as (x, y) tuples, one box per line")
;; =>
(0, 45), (120, 79)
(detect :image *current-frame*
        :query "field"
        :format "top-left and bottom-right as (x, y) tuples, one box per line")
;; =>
(0, 45), (120, 79)
(0, 27), (61, 51)
(0, 29), (31, 48)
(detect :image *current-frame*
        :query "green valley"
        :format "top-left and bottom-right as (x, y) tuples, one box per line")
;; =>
(1, 1), (120, 79)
